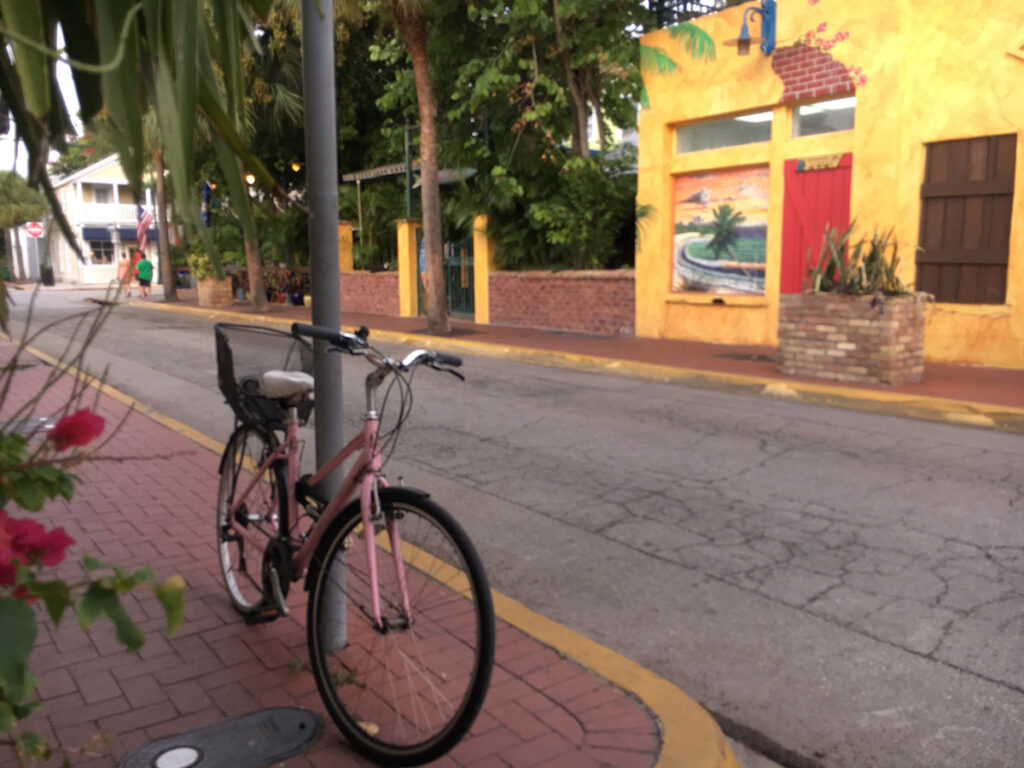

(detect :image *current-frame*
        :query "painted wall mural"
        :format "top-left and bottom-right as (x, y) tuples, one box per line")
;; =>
(672, 166), (769, 294)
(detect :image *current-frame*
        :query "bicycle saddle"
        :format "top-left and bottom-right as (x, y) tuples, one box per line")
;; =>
(259, 370), (315, 402)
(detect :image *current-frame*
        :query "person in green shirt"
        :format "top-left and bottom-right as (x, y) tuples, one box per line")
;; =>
(134, 250), (154, 299)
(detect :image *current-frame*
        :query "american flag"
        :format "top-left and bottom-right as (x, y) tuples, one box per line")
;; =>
(137, 206), (154, 253)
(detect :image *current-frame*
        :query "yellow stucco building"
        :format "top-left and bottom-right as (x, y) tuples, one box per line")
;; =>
(637, 0), (1024, 368)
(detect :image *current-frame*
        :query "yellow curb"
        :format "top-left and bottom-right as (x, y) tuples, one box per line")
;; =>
(136, 300), (1024, 435)
(20, 325), (739, 768)
(492, 590), (738, 768)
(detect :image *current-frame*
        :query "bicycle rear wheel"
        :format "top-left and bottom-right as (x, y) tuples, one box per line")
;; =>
(307, 487), (495, 766)
(216, 425), (288, 615)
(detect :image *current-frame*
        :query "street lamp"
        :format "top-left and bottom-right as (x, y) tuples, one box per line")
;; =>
(723, 0), (777, 57)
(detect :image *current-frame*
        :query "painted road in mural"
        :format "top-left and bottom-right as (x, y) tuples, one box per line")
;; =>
(13, 289), (1024, 768)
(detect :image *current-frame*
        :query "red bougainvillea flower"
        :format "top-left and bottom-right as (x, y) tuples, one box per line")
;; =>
(47, 409), (105, 451)
(0, 510), (75, 575)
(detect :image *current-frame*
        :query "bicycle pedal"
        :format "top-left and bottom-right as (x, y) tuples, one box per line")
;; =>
(244, 606), (282, 625)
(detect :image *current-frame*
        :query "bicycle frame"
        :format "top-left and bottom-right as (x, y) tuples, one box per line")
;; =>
(225, 408), (410, 628)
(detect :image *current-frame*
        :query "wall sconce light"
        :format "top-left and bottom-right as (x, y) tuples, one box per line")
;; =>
(291, 162), (301, 172)
(244, 173), (256, 185)
(724, 0), (777, 57)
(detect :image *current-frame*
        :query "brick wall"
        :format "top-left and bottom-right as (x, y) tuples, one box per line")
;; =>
(489, 270), (635, 336)
(771, 43), (854, 103)
(340, 271), (399, 315)
(778, 293), (926, 386)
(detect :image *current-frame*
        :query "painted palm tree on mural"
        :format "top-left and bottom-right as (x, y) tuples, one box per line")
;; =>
(708, 203), (745, 260)
(639, 22), (717, 109)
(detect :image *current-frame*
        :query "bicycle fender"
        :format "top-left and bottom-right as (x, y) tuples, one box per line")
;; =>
(303, 486), (431, 592)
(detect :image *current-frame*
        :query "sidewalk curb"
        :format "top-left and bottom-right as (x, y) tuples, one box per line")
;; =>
(23, 337), (739, 768)
(137, 300), (1024, 436)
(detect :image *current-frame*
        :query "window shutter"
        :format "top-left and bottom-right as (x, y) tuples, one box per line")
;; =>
(917, 134), (1015, 304)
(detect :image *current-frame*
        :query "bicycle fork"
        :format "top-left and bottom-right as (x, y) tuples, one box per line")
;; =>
(359, 443), (413, 632)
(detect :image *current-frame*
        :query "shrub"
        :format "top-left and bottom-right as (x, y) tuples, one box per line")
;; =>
(805, 223), (912, 296)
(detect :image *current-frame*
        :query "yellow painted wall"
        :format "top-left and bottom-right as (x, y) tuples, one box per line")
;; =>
(638, 0), (1024, 368)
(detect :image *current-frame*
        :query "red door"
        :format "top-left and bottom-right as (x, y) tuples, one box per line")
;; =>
(780, 153), (852, 293)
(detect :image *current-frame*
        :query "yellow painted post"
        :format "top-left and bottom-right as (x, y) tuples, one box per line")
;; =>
(472, 214), (496, 324)
(337, 221), (354, 272)
(396, 219), (421, 317)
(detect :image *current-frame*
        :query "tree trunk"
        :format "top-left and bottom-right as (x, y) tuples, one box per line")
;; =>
(553, 0), (590, 158)
(154, 150), (176, 301)
(392, 2), (449, 334)
(245, 234), (266, 310)
(12, 225), (24, 280)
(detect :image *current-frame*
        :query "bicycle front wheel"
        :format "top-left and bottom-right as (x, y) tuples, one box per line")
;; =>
(307, 488), (495, 766)
(216, 425), (288, 615)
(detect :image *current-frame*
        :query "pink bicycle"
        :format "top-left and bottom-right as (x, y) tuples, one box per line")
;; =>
(213, 322), (494, 766)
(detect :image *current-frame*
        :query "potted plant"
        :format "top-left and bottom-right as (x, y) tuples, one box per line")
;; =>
(186, 244), (233, 308)
(777, 224), (927, 386)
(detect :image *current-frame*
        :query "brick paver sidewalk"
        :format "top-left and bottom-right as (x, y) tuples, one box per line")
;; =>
(0, 340), (661, 768)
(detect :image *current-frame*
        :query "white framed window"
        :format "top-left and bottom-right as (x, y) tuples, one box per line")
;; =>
(793, 96), (856, 137)
(88, 241), (114, 265)
(676, 110), (773, 154)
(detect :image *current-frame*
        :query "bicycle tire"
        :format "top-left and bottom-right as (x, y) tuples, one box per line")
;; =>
(306, 487), (495, 766)
(216, 425), (289, 615)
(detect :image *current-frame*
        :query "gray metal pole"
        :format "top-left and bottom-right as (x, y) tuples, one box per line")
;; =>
(301, 0), (343, 491)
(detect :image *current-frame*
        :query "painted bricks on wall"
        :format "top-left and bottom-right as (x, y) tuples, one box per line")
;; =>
(771, 44), (855, 103)
(340, 271), (400, 315)
(488, 270), (635, 336)
(777, 293), (927, 386)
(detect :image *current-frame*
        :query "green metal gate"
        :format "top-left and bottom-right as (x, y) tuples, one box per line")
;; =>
(443, 238), (474, 316)
(417, 235), (474, 317)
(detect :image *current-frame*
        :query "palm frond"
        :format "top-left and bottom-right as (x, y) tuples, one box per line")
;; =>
(639, 44), (677, 75)
(668, 21), (716, 61)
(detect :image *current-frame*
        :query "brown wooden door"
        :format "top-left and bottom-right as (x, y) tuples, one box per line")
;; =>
(781, 153), (853, 294)
(917, 134), (1015, 304)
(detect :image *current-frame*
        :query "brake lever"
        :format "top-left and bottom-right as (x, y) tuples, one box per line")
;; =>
(430, 363), (465, 381)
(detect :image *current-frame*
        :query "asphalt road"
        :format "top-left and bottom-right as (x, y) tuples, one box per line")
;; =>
(9, 287), (1024, 768)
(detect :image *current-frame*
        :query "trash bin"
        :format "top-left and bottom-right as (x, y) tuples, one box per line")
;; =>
(40, 265), (54, 286)
(1, 265), (10, 281)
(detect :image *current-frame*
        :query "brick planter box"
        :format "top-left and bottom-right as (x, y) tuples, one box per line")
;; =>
(196, 276), (234, 308)
(778, 293), (927, 386)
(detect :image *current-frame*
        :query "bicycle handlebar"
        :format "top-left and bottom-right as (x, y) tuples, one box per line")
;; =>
(291, 322), (365, 352)
(291, 322), (462, 370)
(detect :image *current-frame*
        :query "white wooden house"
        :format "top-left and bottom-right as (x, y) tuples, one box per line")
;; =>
(46, 154), (159, 286)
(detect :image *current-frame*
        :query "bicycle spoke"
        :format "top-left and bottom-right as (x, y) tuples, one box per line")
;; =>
(308, 493), (494, 764)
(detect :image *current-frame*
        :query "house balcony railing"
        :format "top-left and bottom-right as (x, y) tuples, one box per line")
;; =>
(70, 202), (140, 225)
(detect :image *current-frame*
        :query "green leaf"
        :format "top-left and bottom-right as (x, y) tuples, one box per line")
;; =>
(0, 0), (51, 120)
(11, 475), (45, 511)
(81, 555), (106, 571)
(0, 597), (37, 704)
(155, 574), (185, 638)
(30, 579), (71, 626)
(11, 699), (41, 720)
(15, 731), (51, 760)
(0, 700), (15, 731)
(77, 583), (146, 650)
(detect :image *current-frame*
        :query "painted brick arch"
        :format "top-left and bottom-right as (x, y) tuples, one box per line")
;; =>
(771, 43), (855, 103)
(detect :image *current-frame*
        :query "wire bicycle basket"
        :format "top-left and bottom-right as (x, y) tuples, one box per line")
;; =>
(214, 323), (314, 429)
